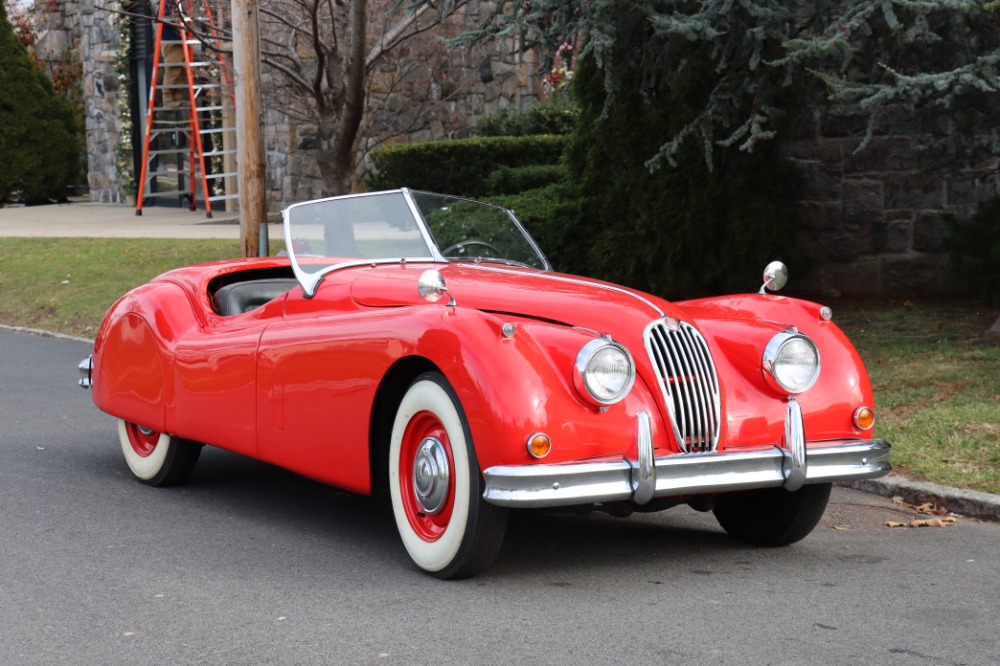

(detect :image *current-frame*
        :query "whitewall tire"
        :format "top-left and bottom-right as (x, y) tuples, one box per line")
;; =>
(117, 419), (202, 487)
(388, 373), (507, 579)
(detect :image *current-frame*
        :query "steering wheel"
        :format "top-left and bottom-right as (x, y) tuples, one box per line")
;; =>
(442, 240), (504, 259)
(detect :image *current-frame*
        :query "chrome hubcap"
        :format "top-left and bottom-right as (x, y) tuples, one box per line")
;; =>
(412, 437), (450, 515)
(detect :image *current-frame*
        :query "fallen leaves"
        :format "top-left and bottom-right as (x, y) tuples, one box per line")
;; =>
(886, 517), (958, 528)
(885, 496), (961, 528)
(893, 496), (950, 515)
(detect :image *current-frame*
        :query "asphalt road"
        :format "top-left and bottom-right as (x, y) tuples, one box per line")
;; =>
(2, 329), (998, 666)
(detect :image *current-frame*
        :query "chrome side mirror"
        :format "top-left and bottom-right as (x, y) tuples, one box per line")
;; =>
(760, 261), (788, 294)
(418, 270), (456, 307)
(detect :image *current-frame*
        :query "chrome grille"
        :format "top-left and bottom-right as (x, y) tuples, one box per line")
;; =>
(644, 319), (721, 452)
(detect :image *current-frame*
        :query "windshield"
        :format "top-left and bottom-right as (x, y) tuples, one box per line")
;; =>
(284, 189), (550, 296)
(409, 191), (549, 270)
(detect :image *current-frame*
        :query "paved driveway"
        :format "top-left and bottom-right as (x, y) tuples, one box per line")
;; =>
(2, 330), (998, 665)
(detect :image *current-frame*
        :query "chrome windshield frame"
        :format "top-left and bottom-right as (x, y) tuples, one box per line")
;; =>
(282, 190), (442, 297)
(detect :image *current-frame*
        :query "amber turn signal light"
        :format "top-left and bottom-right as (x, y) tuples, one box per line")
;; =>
(853, 406), (875, 431)
(527, 433), (551, 459)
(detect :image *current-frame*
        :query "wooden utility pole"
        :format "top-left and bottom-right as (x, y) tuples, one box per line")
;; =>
(231, 0), (267, 257)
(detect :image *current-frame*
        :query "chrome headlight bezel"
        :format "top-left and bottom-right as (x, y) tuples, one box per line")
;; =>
(762, 330), (821, 395)
(574, 337), (636, 407)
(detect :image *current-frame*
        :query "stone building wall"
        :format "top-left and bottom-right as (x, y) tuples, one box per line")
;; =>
(260, 0), (541, 206)
(788, 111), (997, 296)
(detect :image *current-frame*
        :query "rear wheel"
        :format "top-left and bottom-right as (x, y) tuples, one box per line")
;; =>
(388, 372), (508, 579)
(713, 482), (832, 546)
(117, 419), (202, 487)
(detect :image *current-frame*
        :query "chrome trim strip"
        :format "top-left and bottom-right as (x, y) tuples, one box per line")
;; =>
(482, 439), (891, 508)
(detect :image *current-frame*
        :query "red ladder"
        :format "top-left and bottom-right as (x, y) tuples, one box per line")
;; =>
(135, 0), (238, 218)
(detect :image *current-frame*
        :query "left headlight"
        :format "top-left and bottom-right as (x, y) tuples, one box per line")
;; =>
(762, 330), (821, 394)
(574, 337), (636, 407)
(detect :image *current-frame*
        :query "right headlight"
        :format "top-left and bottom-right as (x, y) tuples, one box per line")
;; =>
(574, 337), (636, 407)
(762, 330), (821, 395)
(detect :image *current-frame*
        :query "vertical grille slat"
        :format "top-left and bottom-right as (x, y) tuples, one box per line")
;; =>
(688, 327), (721, 450)
(684, 325), (717, 451)
(672, 332), (700, 447)
(677, 328), (709, 450)
(644, 320), (721, 453)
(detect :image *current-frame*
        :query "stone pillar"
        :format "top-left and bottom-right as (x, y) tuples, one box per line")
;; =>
(79, 0), (129, 203)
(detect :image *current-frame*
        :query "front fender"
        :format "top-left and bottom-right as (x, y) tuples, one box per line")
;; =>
(679, 294), (875, 447)
(411, 307), (666, 470)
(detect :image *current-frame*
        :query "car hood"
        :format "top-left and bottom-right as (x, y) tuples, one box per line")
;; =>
(350, 263), (687, 335)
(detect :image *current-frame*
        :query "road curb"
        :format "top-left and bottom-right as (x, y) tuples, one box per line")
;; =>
(0, 324), (94, 345)
(841, 476), (1000, 522)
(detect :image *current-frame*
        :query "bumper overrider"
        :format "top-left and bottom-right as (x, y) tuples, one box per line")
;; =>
(482, 403), (891, 508)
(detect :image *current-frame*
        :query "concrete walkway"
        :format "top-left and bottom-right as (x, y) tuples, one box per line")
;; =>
(0, 200), (281, 239)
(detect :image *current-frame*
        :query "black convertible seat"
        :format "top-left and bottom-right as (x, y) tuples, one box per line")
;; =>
(212, 278), (298, 316)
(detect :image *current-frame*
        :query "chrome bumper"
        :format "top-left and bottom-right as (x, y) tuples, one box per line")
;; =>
(78, 356), (92, 389)
(482, 408), (891, 508)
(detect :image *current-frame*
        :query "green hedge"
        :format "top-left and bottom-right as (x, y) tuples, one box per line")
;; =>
(475, 96), (579, 137)
(485, 164), (568, 196)
(366, 135), (568, 198)
(489, 182), (584, 272)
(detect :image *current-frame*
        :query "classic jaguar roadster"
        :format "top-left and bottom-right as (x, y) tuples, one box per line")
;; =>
(79, 189), (890, 578)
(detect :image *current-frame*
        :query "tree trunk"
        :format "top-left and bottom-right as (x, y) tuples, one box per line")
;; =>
(315, 114), (350, 196)
(312, 0), (367, 196)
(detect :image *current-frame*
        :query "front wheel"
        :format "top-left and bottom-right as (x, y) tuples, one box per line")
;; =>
(388, 372), (508, 579)
(713, 482), (832, 546)
(117, 419), (202, 487)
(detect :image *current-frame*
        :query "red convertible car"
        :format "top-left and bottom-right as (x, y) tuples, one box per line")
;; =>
(79, 189), (890, 578)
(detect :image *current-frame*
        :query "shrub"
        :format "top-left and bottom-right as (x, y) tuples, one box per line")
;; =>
(485, 164), (568, 196)
(489, 181), (585, 272)
(475, 96), (579, 137)
(366, 135), (567, 198)
(946, 197), (1000, 306)
(0, 3), (80, 204)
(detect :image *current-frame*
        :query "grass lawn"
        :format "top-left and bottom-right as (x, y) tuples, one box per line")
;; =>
(835, 298), (1000, 495)
(2, 237), (998, 494)
(0, 238), (273, 338)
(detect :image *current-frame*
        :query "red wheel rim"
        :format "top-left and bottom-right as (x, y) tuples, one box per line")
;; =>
(399, 411), (456, 542)
(125, 422), (160, 457)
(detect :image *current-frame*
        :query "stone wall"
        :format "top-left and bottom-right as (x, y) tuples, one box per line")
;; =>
(788, 110), (998, 296)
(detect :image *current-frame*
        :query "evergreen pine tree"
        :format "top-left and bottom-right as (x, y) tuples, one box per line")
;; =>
(0, 3), (80, 204)
(461, 0), (1000, 172)
(564, 9), (804, 297)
